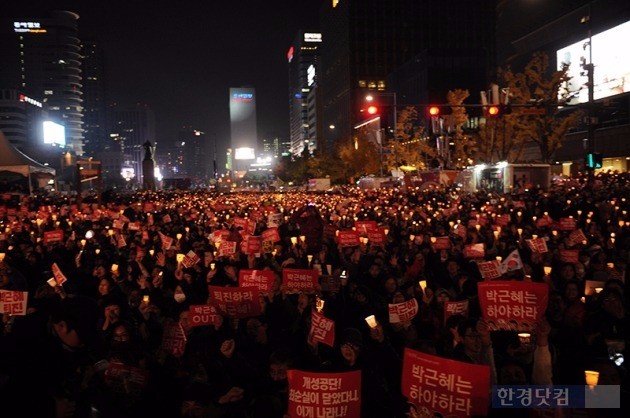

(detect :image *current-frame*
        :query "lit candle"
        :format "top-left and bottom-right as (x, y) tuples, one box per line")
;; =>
(584, 370), (599, 387)
(419, 280), (427, 291)
(496, 256), (502, 263)
(111, 264), (118, 272)
(307, 254), (313, 264)
(544, 266), (552, 276)
(300, 235), (306, 243)
(290, 236), (298, 246)
(365, 315), (378, 329)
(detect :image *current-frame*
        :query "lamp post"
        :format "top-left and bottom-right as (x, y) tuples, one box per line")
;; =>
(581, 6), (595, 181)
(365, 92), (398, 175)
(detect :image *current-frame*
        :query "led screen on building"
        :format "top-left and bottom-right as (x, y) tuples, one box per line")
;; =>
(43, 121), (65, 146)
(557, 20), (630, 104)
(229, 87), (258, 159)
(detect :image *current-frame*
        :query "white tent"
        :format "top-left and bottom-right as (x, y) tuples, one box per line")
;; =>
(0, 130), (56, 194)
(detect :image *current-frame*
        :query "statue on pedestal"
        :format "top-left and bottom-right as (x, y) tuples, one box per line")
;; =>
(142, 140), (156, 191)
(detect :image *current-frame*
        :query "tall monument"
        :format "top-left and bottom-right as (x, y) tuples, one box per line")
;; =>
(142, 140), (156, 191)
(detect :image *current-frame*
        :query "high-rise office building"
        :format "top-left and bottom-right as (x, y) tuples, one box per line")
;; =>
(229, 87), (258, 174)
(287, 31), (321, 156)
(0, 10), (84, 155)
(82, 39), (108, 158)
(319, 1), (495, 150)
(109, 103), (156, 186)
(177, 127), (208, 182)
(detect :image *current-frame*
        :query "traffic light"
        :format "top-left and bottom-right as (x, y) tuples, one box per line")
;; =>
(427, 106), (452, 117)
(367, 105), (379, 115)
(487, 105), (500, 117)
(586, 152), (603, 169)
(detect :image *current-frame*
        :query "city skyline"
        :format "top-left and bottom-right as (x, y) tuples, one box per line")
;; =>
(3, 0), (321, 159)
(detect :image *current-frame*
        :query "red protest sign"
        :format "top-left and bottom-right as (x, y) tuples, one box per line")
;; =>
(217, 241), (237, 258)
(454, 225), (467, 239)
(567, 229), (587, 247)
(158, 232), (173, 250)
(526, 238), (548, 254)
(43, 229), (64, 245)
(282, 268), (319, 293)
(212, 229), (231, 244)
(189, 304), (221, 327)
(354, 220), (378, 234)
(495, 215), (510, 227)
(181, 250), (200, 268)
(463, 243), (485, 258)
(432, 236), (451, 250)
(128, 222), (141, 231)
(0, 290), (28, 315)
(477, 260), (502, 280)
(388, 299), (419, 323)
(162, 214), (172, 223)
(51, 262), (68, 286)
(337, 230), (360, 247)
(367, 229), (386, 246)
(402, 348), (489, 418)
(478, 281), (549, 332)
(558, 217), (577, 231)
(444, 300), (469, 325)
(310, 311), (335, 347)
(104, 361), (148, 397)
(239, 269), (275, 293)
(208, 286), (261, 318)
(161, 320), (187, 358)
(261, 227), (281, 243)
(559, 249), (580, 263)
(288, 370), (361, 418)
(243, 235), (262, 255)
(112, 219), (125, 229)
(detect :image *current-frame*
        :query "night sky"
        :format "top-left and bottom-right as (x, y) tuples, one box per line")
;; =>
(5, 0), (322, 155)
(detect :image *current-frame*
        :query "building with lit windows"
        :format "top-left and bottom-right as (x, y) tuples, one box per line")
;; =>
(287, 31), (321, 156)
(109, 103), (156, 186)
(82, 39), (108, 158)
(0, 10), (84, 155)
(319, 0), (495, 152)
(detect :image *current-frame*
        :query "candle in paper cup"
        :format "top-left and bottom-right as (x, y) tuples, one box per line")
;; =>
(95, 249), (100, 255)
(149, 249), (155, 256)
(176, 253), (185, 264)
(290, 237), (298, 245)
(176, 233), (182, 240)
(299, 235), (306, 243)
(47, 278), (58, 287)
(307, 254), (313, 264)
(316, 298), (325, 313)
(409, 234), (415, 241)
(581, 296), (586, 303)
(365, 315), (378, 328)
(111, 264), (118, 272)
(142, 295), (150, 304)
(517, 228), (523, 236)
(595, 287), (603, 294)
(80, 239), (87, 247)
(419, 280), (427, 291)
(430, 237), (437, 243)
(496, 256), (502, 263)
(532, 234), (538, 240)
(584, 370), (599, 386)
(210, 262), (216, 270)
(607, 262), (614, 269)
(543, 266), (552, 276)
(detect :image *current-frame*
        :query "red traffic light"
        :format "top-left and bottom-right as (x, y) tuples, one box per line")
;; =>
(487, 105), (500, 117)
(428, 106), (440, 116)
(367, 105), (379, 115)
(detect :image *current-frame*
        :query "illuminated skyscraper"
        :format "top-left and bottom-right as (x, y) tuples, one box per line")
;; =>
(0, 10), (84, 155)
(287, 31), (321, 156)
(229, 87), (258, 174)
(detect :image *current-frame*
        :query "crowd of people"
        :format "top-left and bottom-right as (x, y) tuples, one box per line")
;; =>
(0, 171), (628, 418)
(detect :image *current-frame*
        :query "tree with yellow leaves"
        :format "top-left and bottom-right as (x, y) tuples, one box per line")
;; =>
(494, 51), (582, 163)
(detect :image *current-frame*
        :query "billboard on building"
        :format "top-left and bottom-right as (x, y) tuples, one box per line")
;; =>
(42, 121), (65, 146)
(557, 20), (630, 104)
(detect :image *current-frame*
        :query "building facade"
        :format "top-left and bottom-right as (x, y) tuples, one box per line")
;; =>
(229, 87), (258, 174)
(0, 10), (84, 155)
(287, 31), (321, 156)
(81, 39), (108, 159)
(496, 0), (630, 171)
(319, 0), (495, 152)
(109, 103), (156, 186)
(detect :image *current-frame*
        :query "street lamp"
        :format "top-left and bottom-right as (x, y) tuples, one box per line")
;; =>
(365, 92), (398, 174)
